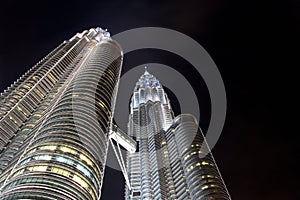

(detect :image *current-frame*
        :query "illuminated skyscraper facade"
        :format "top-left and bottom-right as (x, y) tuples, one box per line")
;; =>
(0, 28), (123, 199)
(0, 27), (230, 200)
(125, 70), (231, 200)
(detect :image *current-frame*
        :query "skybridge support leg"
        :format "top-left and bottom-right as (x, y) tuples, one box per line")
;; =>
(109, 137), (132, 191)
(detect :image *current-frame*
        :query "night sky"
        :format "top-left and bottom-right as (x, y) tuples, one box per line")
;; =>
(0, 0), (298, 199)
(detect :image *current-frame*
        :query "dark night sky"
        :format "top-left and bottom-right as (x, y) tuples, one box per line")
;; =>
(0, 0), (298, 199)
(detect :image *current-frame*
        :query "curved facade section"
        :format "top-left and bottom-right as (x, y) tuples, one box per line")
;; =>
(0, 35), (92, 184)
(0, 35), (88, 154)
(0, 28), (123, 200)
(172, 114), (230, 200)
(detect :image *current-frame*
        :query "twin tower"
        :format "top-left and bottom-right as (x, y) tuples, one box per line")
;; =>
(0, 28), (230, 200)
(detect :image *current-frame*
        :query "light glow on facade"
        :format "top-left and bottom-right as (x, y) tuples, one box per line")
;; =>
(0, 27), (123, 200)
(125, 69), (231, 200)
(0, 27), (230, 200)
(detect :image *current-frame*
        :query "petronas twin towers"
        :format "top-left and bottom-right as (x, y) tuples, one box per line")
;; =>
(0, 27), (230, 200)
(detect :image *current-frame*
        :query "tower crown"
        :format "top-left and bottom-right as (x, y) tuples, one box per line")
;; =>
(135, 67), (161, 90)
(69, 27), (111, 42)
(130, 67), (169, 109)
(94, 27), (110, 41)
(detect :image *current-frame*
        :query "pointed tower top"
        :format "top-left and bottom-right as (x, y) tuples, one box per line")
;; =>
(144, 66), (150, 75)
(132, 67), (168, 109)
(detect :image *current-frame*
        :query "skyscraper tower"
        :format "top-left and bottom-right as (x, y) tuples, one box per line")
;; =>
(0, 27), (231, 200)
(125, 69), (231, 200)
(0, 28), (123, 199)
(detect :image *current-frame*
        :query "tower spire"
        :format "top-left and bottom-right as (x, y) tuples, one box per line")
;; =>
(144, 66), (150, 75)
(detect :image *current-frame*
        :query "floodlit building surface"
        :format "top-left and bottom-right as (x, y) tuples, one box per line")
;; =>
(0, 27), (230, 200)
(125, 70), (231, 200)
(0, 28), (123, 199)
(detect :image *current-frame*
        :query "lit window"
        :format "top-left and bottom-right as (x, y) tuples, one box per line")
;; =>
(51, 167), (70, 177)
(201, 185), (208, 190)
(40, 145), (56, 151)
(184, 155), (190, 160)
(98, 100), (106, 108)
(77, 164), (90, 177)
(73, 175), (88, 188)
(60, 146), (77, 155)
(52, 167), (59, 173)
(33, 114), (42, 117)
(202, 161), (210, 166)
(38, 155), (52, 161)
(79, 154), (93, 166)
(47, 73), (56, 83)
(36, 166), (47, 172)
(32, 76), (39, 81)
(56, 156), (74, 165)
(26, 124), (35, 127)
(29, 166), (47, 172)
(56, 156), (67, 163)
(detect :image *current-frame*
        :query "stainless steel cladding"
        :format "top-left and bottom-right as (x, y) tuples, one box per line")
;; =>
(125, 70), (230, 200)
(0, 27), (123, 200)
